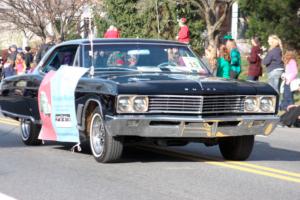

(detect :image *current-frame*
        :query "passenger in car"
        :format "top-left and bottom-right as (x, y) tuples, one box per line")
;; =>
(107, 51), (126, 66)
(95, 51), (108, 68)
(127, 55), (138, 67)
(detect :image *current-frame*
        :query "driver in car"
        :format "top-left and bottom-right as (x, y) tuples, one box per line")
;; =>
(167, 48), (185, 66)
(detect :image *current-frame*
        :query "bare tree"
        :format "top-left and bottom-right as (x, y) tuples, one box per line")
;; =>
(0, 0), (50, 39)
(0, 0), (91, 41)
(182, 0), (235, 70)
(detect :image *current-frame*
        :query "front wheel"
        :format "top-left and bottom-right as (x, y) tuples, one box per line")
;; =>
(218, 135), (254, 161)
(20, 119), (42, 145)
(89, 107), (123, 163)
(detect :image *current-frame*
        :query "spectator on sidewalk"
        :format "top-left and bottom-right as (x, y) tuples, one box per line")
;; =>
(104, 25), (121, 38)
(14, 53), (26, 75)
(226, 40), (241, 79)
(262, 35), (284, 93)
(35, 35), (55, 64)
(24, 46), (33, 72)
(280, 105), (300, 128)
(2, 58), (15, 78)
(8, 45), (18, 63)
(222, 34), (233, 45)
(176, 17), (190, 44)
(247, 37), (262, 81)
(216, 45), (230, 79)
(29, 62), (37, 73)
(280, 49), (298, 111)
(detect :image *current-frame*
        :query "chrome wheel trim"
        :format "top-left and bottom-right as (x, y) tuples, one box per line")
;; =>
(21, 120), (31, 141)
(90, 113), (105, 158)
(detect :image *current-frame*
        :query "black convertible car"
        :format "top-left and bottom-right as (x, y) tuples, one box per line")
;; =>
(0, 39), (279, 163)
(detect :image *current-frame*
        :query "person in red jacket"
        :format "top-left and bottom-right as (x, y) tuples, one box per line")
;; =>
(247, 37), (263, 81)
(176, 18), (190, 44)
(104, 25), (120, 38)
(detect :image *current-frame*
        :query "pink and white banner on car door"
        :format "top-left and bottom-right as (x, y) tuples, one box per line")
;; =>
(38, 66), (88, 143)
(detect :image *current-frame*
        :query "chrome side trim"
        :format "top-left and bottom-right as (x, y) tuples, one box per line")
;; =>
(0, 109), (40, 124)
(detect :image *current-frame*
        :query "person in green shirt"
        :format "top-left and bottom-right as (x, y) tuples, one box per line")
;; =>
(226, 40), (241, 79)
(216, 45), (230, 79)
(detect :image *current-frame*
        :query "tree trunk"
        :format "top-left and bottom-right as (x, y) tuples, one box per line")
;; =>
(207, 28), (219, 72)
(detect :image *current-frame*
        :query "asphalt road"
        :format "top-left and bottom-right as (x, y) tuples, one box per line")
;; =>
(0, 117), (300, 200)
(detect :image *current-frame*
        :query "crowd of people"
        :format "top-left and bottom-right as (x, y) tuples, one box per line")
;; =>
(206, 34), (299, 127)
(1, 45), (33, 78)
(0, 19), (299, 127)
(0, 36), (56, 79)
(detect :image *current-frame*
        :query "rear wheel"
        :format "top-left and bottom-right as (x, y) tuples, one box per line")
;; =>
(219, 135), (254, 161)
(21, 119), (42, 145)
(89, 107), (123, 163)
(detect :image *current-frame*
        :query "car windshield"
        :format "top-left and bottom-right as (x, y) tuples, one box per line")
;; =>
(83, 43), (209, 75)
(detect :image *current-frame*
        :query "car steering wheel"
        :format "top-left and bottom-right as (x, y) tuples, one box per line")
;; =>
(157, 61), (177, 67)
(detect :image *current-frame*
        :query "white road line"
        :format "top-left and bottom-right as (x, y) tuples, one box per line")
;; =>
(0, 192), (17, 200)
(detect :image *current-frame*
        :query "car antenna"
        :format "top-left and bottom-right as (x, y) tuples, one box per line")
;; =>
(88, 17), (95, 78)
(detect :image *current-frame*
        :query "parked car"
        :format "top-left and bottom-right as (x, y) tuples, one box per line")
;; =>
(0, 39), (279, 163)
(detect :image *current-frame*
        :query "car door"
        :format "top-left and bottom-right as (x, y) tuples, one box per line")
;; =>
(0, 45), (80, 121)
(28, 45), (80, 120)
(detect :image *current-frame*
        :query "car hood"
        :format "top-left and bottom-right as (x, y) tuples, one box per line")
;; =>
(93, 73), (276, 96)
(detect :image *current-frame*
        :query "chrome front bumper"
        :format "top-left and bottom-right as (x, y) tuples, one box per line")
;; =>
(105, 115), (279, 138)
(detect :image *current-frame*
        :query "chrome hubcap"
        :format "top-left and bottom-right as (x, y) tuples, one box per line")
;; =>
(90, 113), (105, 157)
(21, 120), (31, 141)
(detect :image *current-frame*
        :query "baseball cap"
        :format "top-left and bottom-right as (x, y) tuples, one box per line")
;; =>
(180, 18), (187, 23)
(223, 35), (233, 40)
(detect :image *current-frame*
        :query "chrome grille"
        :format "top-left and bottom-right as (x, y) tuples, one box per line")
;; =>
(202, 96), (245, 113)
(148, 95), (203, 113)
(148, 95), (245, 114)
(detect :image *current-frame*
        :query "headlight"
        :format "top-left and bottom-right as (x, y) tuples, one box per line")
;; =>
(260, 97), (275, 112)
(117, 95), (148, 113)
(244, 96), (276, 113)
(244, 97), (259, 112)
(133, 96), (148, 112)
(117, 96), (132, 113)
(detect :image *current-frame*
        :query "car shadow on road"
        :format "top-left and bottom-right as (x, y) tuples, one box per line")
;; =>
(1, 125), (299, 162)
(51, 141), (300, 163)
(52, 143), (190, 163)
